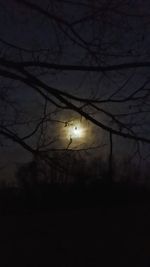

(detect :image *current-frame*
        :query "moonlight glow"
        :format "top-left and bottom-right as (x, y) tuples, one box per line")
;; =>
(69, 126), (84, 139)
(66, 121), (86, 140)
(61, 118), (92, 147)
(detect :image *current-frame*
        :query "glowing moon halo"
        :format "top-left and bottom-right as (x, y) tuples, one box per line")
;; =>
(66, 123), (85, 140)
(71, 126), (83, 138)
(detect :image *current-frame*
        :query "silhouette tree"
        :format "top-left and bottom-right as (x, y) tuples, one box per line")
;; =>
(0, 0), (150, 182)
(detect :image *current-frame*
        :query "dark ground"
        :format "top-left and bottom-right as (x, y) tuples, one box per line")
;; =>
(0, 182), (150, 266)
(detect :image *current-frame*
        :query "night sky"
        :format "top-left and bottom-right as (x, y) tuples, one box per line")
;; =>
(0, 0), (150, 183)
(1, 3), (150, 267)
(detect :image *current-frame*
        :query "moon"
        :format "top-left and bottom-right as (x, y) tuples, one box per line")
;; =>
(66, 121), (86, 141)
(67, 124), (85, 140)
(60, 118), (92, 148)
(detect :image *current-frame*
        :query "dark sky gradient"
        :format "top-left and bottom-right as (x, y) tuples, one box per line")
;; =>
(0, 0), (150, 183)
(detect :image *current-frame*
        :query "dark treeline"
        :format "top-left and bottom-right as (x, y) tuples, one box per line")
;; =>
(15, 151), (150, 188)
(0, 152), (149, 214)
